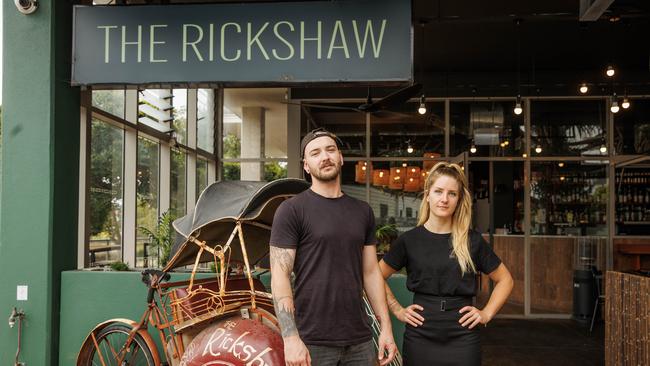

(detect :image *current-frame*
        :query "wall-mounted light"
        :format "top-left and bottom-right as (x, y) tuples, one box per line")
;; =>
(418, 94), (427, 115)
(166, 130), (178, 148)
(622, 97), (630, 109)
(579, 83), (589, 94)
(606, 65), (615, 77)
(514, 95), (523, 115)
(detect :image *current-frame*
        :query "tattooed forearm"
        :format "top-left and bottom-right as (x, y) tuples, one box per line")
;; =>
(270, 246), (296, 274)
(270, 246), (299, 338)
(273, 295), (298, 338)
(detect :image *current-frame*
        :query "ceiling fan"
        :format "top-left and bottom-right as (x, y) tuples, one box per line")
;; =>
(288, 83), (423, 116)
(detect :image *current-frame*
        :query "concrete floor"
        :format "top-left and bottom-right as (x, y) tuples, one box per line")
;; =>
(482, 319), (604, 366)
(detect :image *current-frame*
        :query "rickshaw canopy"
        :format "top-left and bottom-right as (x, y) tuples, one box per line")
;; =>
(164, 178), (310, 270)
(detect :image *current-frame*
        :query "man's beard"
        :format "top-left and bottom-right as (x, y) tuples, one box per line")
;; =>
(310, 161), (341, 182)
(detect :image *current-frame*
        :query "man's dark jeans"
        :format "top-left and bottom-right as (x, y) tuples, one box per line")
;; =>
(306, 340), (376, 366)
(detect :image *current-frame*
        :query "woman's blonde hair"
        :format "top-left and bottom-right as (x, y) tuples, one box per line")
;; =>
(417, 162), (475, 274)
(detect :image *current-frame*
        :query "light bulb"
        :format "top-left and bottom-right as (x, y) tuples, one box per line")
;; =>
(622, 98), (630, 109)
(504, 140), (509, 146)
(411, 168), (416, 173)
(535, 145), (542, 154)
(500, 142), (505, 148)
(522, 153), (527, 158)
(407, 146), (414, 154)
(470, 145), (477, 154)
(579, 83), (588, 94)
(362, 166), (366, 171)
(560, 176), (565, 181)
(610, 100), (620, 113)
(558, 162), (564, 168)
(600, 145), (607, 153)
(418, 94), (427, 115)
(396, 169), (400, 173)
(379, 172), (384, 178)
(606, 65), (615, 77)
(514, 103), (523, 115)
(402, 163), (407, 167)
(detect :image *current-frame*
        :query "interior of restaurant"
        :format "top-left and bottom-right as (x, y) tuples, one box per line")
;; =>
(84, 0), (650, 322)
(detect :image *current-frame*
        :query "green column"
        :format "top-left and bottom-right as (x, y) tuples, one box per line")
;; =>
(1, 1), (79, 365)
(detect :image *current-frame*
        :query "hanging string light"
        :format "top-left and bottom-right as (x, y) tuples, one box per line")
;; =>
(418, 94), (427, 115)
(606, 65), (615, 77)
(579, 83), (589, 94)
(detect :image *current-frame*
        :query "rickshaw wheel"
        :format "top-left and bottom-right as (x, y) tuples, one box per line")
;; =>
(78, 324), (155, 366)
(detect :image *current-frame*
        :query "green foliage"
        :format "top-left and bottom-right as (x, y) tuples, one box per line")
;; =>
(89, 121), (123, 243)
(375, 223), (398, 253)
(139, 211), (176, 267)
(265, 162), (287, 181)
(223, 133), (240, 159)
(110, 261), (130, 271)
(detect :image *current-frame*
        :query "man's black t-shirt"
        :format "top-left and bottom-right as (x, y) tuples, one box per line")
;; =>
(382, 226), (501, 296)
(269, 189), (376, 346)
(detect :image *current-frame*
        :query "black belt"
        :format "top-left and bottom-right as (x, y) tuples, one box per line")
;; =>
(414, 295), (472, 312)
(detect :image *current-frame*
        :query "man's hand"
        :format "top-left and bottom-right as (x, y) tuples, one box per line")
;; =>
(377, 329), (397, 366)
(395, 304), (424, 327)
(283, 335), (311, 366)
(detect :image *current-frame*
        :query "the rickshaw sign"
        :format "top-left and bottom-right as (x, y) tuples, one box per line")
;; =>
(72, 0), (412, 85)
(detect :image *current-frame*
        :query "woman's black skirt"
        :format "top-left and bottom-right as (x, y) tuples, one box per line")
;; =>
(402, 294), (480, 366)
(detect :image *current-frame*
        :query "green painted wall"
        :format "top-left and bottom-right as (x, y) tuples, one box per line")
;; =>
(59, 271), (412, 364)
(0, 2), (79, 365)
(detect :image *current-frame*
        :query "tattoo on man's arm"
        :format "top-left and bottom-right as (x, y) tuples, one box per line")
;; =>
(273, 295), (298, 338)
(270, 247), (296, 274)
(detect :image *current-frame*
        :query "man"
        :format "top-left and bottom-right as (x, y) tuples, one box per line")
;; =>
(270, 128), (396, 366)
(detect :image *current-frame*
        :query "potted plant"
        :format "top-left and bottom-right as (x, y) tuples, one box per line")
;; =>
(139, 211), (175, 268)
(375, 223), (398, 256)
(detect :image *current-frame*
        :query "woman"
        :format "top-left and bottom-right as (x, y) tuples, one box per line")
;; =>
(380, 162), (513, 366)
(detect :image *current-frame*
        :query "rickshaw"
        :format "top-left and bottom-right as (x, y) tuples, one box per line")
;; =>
(77, 178), (401, 366)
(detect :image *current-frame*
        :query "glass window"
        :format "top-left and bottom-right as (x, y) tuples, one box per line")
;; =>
(172, 89), (188, 146)
(615, 165), (650, 235)
(223, 88), (288, 159)
(89, 119), (124, 266)
(92, 90), (125, 119)
(371, 101), (445, 158)
(196, 157), (209, 200)
(367, 160), (427, 249)
(531, 100), (606, 156)
(530, 161), (608, 236)
(197, 88), (215, 153)
(222, 161), (287, 182)
(136, 136), (159, 268)
(451, 101), (525, 157)
(614, 98), (650, 155)
(170, 149), (187, 218)
(138, 89), (172, 131)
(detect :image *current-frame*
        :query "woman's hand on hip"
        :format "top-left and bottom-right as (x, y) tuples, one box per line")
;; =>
(396, 304), (424, 327)
(458, 306), (491, 329)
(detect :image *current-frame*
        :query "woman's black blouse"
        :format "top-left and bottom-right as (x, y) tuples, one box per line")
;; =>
(382, 226), (502, 297)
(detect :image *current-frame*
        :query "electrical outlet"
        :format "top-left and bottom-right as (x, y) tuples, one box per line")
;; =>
(17, 285), (28, 301)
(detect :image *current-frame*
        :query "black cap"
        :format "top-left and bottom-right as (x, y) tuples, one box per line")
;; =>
(300, 128), (341, 159)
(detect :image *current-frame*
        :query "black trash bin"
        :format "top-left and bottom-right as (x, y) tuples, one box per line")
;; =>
(572, 269), (595, 323)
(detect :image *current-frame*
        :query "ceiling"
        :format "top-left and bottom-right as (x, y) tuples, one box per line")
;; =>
(292, 0), (650, 99)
